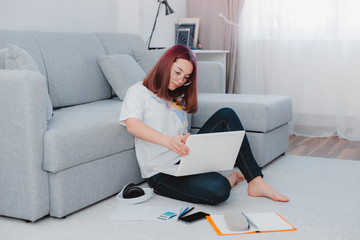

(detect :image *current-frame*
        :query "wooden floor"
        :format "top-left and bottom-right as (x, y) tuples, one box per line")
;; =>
(286, 135), (360, 161)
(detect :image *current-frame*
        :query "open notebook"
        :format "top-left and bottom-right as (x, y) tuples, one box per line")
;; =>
(155, 131), (245, 176)
(207, 212), (297, 236)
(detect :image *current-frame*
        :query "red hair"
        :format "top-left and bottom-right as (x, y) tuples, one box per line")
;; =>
(143, 45), (198, 113)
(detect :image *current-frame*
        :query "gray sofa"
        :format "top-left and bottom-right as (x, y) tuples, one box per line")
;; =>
(0, 30), (292, 222)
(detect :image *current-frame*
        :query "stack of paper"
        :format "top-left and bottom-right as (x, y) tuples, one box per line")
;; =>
(110, 205), (182, 222)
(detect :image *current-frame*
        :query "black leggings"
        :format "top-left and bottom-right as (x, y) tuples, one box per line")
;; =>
(147, 108), (263, 205)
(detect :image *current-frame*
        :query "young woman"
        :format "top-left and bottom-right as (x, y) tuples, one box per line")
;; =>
(119, 45), (289, 205)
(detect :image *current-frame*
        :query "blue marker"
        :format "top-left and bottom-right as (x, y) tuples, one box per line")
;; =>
(179, 207), (189, 217)
(181, 207), (194, 217)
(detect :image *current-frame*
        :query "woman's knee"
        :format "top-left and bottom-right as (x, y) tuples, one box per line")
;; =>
(216, 107), (237, 118)
(203, 173), (231, 205)
(215, 107), (243, 131)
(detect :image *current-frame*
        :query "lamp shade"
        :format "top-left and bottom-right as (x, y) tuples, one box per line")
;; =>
(164, 1), (175, 15)
(158, 0), (175, 15)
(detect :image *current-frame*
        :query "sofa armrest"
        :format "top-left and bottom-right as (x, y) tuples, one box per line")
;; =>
(0, 70), (49, 221)
(197, 61), (225, 93)
(192, 93), (292, 133)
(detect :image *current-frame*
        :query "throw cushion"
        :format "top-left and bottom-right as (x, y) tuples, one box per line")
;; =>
(5, 44), (53, 121)
(6, 44), (41, 72)
(98, 54), (146, 101)
(132, 49), (166, 74)
(0, 48), (6, 69)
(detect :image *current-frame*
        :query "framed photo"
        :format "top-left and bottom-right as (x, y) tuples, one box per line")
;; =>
(176, 28), (191, 48)
(178, 18), (200, 49)
(175, 23), (196, 48)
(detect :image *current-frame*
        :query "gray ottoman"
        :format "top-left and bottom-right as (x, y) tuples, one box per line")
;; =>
(192, 93), (292, 167)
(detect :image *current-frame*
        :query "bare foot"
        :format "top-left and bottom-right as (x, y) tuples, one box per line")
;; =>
(248, 176), (289, 202)
(227, 172), (245, 188)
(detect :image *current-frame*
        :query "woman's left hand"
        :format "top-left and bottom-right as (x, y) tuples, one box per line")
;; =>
(168, 133), (191, 157)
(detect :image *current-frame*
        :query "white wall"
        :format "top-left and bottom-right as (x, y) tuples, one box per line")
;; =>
(0, 0), (119, 32)
(117, 0), (140, 34)
(0, 0), (187, 47)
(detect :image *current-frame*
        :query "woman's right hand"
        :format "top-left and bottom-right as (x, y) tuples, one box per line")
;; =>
(167, 133), (190, 157)
(125, 118), (191, 156)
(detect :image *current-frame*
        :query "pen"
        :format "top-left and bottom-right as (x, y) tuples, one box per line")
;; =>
(242, 212), (258, 231)
(180, 207), (194, 217)
(179, 207), (189, 217)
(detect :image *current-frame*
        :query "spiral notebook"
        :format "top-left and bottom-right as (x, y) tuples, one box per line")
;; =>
(207, 212), (297, 236)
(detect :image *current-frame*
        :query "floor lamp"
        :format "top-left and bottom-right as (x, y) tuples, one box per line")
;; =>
(147, 0), (175, 50)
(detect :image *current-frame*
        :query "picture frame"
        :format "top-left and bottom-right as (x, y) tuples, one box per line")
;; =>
(176, 28), (191, 48)
(178, 18), (200, 49)
(175, 23), (196, 48)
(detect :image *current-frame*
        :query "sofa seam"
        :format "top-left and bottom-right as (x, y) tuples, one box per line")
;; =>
(28, 31), (51, 97)
(45, 147), (136, 174)
(94, 33), (109, 55)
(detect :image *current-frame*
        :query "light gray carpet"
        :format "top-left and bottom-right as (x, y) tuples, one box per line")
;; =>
(1, 155), (359, 240)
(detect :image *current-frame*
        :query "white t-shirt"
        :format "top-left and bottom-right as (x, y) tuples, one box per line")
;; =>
(119, 81), (188, 178)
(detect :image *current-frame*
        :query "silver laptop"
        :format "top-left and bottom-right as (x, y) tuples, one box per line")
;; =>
(155, 130), (245, 176)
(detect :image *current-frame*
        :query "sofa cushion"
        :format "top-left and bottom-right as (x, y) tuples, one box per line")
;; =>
(192, 93), (292, 133)
(197, 62), (226, 93)
(32, 32), (111, 108)
(5, 44), (41, 72)
(98, 54), (146, 101)
(43, 98), (135, 173)
(5, 44), (53, 121)
(0, 30), (47, 76)
(132, 49), (166, 74)
(0, 48), (5, 69)
(96, 33), (146, 56)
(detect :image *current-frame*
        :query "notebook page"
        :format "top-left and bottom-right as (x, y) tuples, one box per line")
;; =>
(244, 212), (294, 231)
